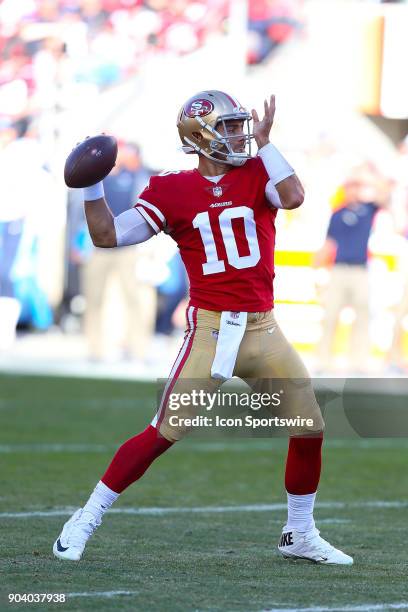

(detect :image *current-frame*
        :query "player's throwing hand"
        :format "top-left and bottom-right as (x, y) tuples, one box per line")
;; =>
(252, 94), (276, 150)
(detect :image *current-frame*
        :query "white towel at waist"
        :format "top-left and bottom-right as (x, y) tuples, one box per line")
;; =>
(211, 311), (248, 380)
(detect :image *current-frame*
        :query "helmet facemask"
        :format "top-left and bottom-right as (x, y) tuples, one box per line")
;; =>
(197, 113), (254, 167)
(178, 91), (255, 168)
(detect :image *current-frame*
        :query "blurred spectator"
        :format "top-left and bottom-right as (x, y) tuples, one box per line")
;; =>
(0, 121), (24, 350)
(104, 142), (151, 214)
(247, 0), (301, 64)
(389, 266), (408, 373)
(77, 142), (156, 362)
(0, 117), (53, 350)
(388, 136), (408, 373)
(156, 251), (188, 336)
(315, 164), (391, 373)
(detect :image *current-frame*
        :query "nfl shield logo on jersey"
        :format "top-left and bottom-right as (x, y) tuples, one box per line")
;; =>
(213, 186), (222, 198)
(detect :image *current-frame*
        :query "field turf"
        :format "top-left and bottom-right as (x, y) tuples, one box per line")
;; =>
(1, 373), (407, 612)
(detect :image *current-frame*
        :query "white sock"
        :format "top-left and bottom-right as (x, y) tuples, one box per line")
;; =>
(285, 492), (316, 533)
(82, 481), (119, 521)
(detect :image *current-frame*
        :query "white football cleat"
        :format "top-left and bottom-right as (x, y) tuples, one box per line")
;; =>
(53, 508), (101, 561)
(278, 527), (353, 565)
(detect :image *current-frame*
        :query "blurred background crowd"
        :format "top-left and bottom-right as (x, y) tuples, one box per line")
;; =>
(1, 0), (408, 378)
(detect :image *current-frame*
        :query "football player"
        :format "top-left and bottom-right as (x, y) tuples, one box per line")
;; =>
(53, 91), (353, 565)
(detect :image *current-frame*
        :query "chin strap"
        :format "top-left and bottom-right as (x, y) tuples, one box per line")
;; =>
(183, 136), (249, 167)
(226, 155), (247, 167)
(181, 145), (195, 154)
(183, 115), (252, 166)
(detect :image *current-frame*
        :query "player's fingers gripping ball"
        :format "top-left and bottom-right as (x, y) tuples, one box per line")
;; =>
(64, 134), (118, 188)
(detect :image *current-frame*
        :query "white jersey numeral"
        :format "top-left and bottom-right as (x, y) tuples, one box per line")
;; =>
(193, 206), (260, 275)
(193, 212), (226, 274)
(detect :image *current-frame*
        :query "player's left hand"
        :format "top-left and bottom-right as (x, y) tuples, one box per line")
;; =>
(252, 95), (275, 149)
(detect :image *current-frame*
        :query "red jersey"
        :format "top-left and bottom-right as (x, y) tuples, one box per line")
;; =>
(134, 157), (277, 312)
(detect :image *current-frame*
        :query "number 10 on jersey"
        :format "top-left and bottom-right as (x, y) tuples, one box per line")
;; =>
(193, 206), (261, 275)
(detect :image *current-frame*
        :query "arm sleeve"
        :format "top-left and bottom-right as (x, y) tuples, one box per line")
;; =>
(114, 208), (156, 247)
(133, 176), (168, 233)
(265, 180), (283, 209)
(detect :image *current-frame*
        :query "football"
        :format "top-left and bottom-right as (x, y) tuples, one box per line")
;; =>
(64, 134), (118, 188)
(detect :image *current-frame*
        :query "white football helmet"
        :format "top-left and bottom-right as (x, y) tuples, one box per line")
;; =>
(177, 90), (253, 167)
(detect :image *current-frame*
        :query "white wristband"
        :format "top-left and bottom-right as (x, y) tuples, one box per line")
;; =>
(83, 181), (104, 201)
(258, 142), (294, 185)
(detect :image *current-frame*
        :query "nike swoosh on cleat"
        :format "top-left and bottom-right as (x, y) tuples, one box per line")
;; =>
(56, 538), (69, 552)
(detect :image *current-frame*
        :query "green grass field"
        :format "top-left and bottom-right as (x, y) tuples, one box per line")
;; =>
(1, 373), (408, 612)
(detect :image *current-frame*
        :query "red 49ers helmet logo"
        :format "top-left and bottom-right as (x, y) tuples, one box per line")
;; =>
(185, 98), (214, 118)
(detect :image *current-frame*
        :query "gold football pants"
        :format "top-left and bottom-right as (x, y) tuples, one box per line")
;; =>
(152, 307), (324, 441)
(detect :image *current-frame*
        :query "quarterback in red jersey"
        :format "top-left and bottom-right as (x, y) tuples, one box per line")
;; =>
(53, 91), (353, 565)
(135, 157), (276, 312)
